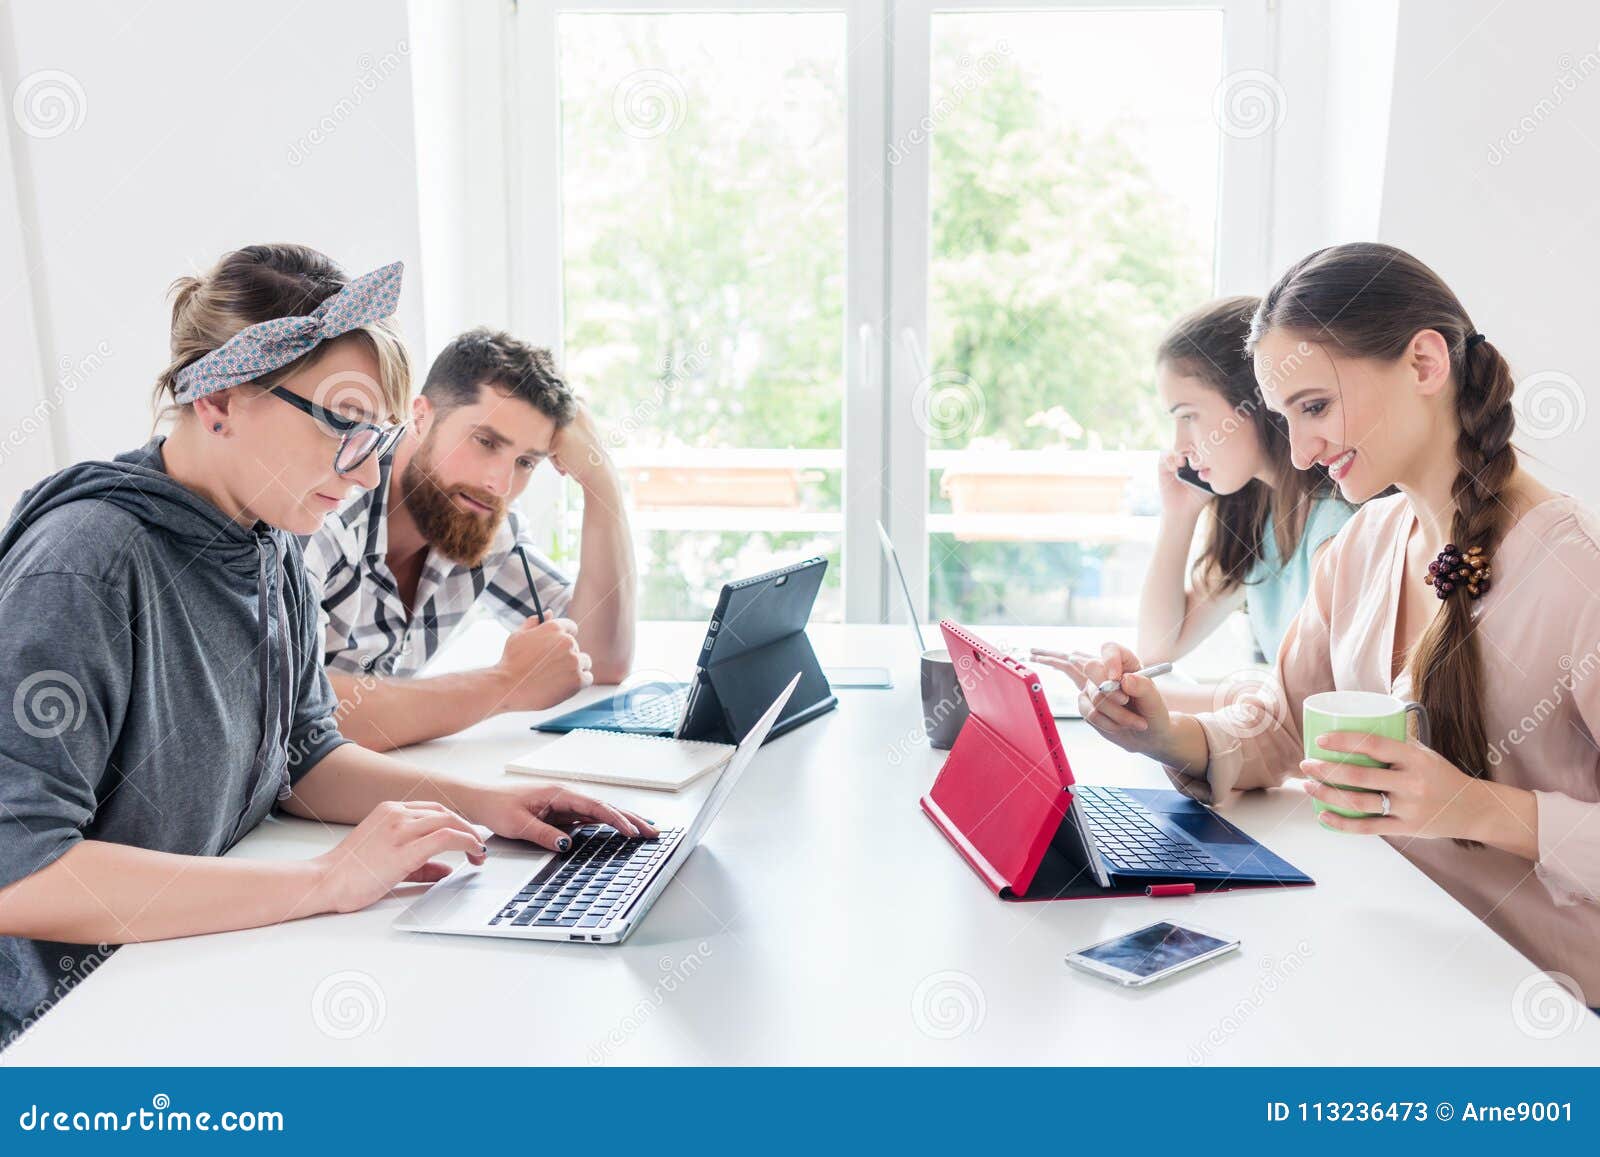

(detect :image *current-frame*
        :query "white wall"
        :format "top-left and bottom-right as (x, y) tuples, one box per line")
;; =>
(0, 0), (424, 510)
(0, 54), (55, 510)
(1266, 0), (1399, 273)
(408, 0), (515, 360)
(1378, 0), (1600, 504)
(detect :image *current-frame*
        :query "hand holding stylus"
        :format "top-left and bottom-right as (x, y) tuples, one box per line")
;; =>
(1028, 650), (1168, 696)
(1029, 643), (1178, 756)
(1096, 662), (1172, 695)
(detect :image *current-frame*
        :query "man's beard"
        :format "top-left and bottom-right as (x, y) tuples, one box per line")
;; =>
(397, 445), (507, 567)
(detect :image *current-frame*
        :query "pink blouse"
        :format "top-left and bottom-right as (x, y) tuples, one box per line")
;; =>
(1167, 493), (1600, 1001)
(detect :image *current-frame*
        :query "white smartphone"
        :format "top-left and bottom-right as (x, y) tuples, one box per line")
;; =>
(1064, 920), (1240, 987)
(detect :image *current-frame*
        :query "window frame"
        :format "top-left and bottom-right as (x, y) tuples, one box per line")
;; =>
(513, 0), (885, 620)
(510, 0), (1273, 624)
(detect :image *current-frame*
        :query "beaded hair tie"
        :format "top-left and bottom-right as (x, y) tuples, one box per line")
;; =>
(1424, 543), (1491, 600)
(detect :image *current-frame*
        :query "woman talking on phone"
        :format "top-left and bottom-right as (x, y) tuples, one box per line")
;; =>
(1116, 297), (1353, 712)
(1053, 244), (1600, 1005)
(0, 244), (653, 1046)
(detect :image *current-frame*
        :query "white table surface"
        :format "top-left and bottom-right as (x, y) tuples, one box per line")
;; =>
(6, 622), (1597, 1066)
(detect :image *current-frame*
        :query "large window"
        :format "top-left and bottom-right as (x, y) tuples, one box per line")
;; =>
(923, 9), (1223, 626)
(523, 1), (1271, 625)
(556, 11), (847, 622)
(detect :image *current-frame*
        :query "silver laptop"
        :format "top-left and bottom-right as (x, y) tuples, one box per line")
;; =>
(395, 674), (800, 945)
(874, 520), (1081, 720)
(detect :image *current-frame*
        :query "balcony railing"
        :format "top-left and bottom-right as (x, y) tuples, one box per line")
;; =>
(611, 447), (1161, 542)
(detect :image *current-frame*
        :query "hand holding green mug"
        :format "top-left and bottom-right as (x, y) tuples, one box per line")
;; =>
(1302, 691), (1431, 822)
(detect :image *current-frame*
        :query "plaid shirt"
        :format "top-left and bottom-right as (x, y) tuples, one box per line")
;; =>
(302, 455), (572, 678)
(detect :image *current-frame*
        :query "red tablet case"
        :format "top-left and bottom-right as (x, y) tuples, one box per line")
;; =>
(920, 620), (1312, 902)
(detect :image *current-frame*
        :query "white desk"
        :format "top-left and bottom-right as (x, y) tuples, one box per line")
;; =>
(6, 623), (1596, 1065)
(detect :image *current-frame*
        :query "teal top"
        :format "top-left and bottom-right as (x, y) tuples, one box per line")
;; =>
(1243, 495), (1355, 663)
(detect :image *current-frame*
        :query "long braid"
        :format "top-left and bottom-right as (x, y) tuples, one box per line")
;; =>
(1407, 337), (1517, 845)
(1251, 244), (1522, 843)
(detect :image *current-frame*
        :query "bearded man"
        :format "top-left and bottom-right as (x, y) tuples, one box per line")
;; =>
(304, 328), (635, 749)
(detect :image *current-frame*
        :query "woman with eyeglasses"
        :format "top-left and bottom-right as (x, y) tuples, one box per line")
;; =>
(0, 244), (654, 1046)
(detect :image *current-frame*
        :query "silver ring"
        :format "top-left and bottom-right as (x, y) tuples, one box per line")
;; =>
(1379, 792), (1392, 818)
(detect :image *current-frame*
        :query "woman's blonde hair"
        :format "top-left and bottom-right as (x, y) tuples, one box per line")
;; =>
(152, 243), (411, 425)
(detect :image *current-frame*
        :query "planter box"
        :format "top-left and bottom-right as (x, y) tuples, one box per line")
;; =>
(939, 471), (1128, 516)
(627, 465), (802, 509)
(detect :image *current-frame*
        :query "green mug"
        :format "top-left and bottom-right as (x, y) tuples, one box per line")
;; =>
(1302, 690), (1430, 821)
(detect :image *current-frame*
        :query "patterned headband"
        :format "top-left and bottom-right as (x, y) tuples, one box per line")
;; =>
(172, 260), (404, 404)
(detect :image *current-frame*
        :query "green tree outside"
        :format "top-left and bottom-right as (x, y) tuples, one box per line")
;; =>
(557, 14), (1209, 624)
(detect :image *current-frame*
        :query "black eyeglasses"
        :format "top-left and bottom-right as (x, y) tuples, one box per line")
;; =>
(268, 386), (407, 475)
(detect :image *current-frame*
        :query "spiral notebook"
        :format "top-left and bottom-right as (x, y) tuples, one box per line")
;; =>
(505, 729), (736, 792)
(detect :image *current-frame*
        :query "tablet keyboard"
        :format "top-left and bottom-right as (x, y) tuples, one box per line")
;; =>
(614, 684), (690, 730)
(1074, 785), (1225, 873)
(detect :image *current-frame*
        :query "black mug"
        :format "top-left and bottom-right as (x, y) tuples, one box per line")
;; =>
(920, 647), (970, 750)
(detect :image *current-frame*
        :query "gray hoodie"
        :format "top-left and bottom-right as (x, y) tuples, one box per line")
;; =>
(0, 438), (348, 1045)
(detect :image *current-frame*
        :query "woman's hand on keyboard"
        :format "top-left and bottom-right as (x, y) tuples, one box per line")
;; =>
(479, 784), (658, 853)
(1031, 642), (1177, 757)
(314, 800), (491, 913)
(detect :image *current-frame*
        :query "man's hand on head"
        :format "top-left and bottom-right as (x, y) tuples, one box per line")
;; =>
(547, 402), (616, 492)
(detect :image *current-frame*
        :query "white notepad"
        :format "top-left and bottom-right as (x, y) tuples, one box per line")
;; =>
(505, 729), (736, 792)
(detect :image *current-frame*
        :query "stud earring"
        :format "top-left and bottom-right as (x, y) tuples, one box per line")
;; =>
(212, 422), (224, 433)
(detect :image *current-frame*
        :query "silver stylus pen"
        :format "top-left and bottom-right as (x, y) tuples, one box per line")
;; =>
(1097, 662), (1173, 695)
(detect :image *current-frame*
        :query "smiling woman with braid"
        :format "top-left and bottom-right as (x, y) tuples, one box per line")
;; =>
(1051, 243), (1600, 1008)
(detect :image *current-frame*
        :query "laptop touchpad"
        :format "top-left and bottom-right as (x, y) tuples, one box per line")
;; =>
(1164, 810), (1252, 845)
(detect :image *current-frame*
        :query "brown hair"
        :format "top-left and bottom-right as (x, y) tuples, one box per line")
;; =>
(420, 326), (577, 425)
(1157, 295), (1341, 596)
(153, 243), (411, 423)
(1250, 242), (1516, 794)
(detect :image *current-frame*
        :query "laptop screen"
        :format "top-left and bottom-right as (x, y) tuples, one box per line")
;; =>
(688, 672), (801, 841)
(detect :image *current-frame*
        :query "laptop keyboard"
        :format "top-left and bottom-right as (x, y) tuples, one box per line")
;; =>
(489, 824), (686, 931)
(1073, 785), (1225, 874)
(613, 684), (690, 730)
